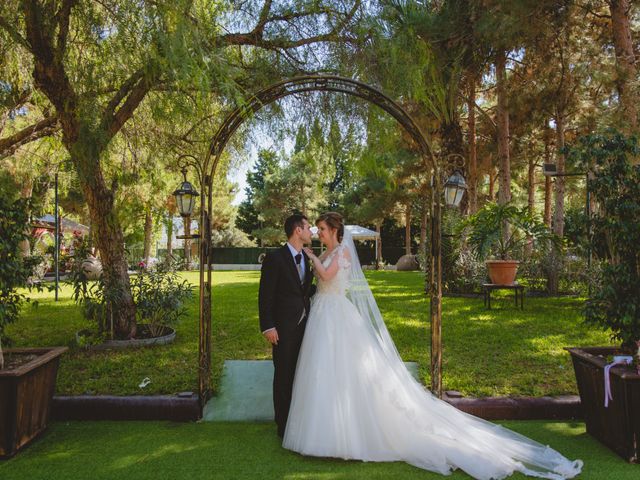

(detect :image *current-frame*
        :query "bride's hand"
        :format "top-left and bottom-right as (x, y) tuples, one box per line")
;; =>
(303, 247), (316, 260)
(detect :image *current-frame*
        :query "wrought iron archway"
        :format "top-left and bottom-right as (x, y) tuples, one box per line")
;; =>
(196, 75), (447, 405)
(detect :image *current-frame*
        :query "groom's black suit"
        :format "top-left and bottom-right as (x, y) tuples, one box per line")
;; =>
(259, 244), (315, 437)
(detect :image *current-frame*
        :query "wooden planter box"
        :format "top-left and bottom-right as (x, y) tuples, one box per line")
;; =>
(0, 347), (67, 458)
(567, 347), (640, 463)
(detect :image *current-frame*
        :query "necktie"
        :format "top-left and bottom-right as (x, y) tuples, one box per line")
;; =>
(295, 253), (304, 282)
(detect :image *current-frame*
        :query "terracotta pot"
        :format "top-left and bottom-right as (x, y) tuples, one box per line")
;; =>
(485, 260), (519, 285)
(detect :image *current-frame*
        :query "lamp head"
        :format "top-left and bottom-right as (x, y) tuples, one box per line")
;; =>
(173, 167), (200, 217)
(443, 171), (466, 208)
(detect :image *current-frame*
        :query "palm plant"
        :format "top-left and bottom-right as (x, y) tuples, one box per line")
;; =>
(459, 202), (559, 261)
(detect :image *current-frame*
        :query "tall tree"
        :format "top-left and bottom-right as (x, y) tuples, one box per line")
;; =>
(494, 49), (511, 205)
(607, 0), (638, 133)
(237, 149), (280, 244)
(467, 75), (479, 213)
(0, 0), (360, 337)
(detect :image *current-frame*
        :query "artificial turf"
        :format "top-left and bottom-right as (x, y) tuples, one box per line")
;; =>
(0, 421), (636, 479)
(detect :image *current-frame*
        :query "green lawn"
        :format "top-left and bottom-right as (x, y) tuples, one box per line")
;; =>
(0, 421), (636, 479)
(9, 271), (612, 396)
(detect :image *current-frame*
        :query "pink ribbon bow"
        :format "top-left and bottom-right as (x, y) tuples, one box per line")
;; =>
(604, 357), (633, 407)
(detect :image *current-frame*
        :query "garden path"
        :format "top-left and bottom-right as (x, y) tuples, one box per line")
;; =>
(203, 360), (419, 421)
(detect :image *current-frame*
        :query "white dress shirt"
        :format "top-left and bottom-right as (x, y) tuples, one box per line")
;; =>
(286, 242), (306, 281)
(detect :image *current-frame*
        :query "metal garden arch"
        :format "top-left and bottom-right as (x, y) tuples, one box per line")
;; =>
(195, 75), (449, 407)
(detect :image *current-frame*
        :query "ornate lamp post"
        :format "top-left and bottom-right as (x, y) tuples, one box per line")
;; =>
(430, 155), (466, 398)
(173, 155), (201, 270)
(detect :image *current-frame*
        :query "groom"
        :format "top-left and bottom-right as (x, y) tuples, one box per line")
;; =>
(259, 213), (315, 437)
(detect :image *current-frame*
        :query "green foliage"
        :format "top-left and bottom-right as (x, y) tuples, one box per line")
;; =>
(325, 120), (360, 211)
(563, 206), (591, 257)
(567, 131), (640, 348)
(0, 196), (41, 343)
(250, 131), (334, 245)
(131, 267), (193, 337)
(518, 246), (596, 295)
(459, 202), (559, 261)
(344, 114), (411, 227)
(442, 247), (487, 294)
(72, 275), (123, 341)
(237, 149), (279, 241)
(68, 234), (93, 303)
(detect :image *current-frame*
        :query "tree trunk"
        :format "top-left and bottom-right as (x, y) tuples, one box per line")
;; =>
(166, 214), (174, 258)
(495, 50), (512, 206)
(405, 203), (412, 256)
(72, 141), (136, 339)
(376, 223), (382, 269)
(488, 165), (497, 201)
(420, 209), (428, 260)
(184, 219), (192, 271)
(439, 121), (464, 159)
(544, 176), (552, 226)
(467, 77), (478, 213)
(18, 180), (33, 256)
(525, 151), (536, 256)
(608, 0), (638, 133)
(553, 111), (566, 238)
(143, 209), (153, 265)
(548, 109), (567, 294)
(543, 123), (553, 226)
(527, 151), (536, 216)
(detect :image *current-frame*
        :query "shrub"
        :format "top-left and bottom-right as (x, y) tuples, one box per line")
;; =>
(69, 235), (115, 338)
(0, 196), (42, 368)
(566, 131), (640, 348)
(131, 267), (193, 338)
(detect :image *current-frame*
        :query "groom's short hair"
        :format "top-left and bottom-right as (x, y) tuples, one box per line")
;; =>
(284, 214), (308, 239)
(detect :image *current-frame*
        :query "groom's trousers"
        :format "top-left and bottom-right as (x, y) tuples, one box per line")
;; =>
(272, 320), (306, 437)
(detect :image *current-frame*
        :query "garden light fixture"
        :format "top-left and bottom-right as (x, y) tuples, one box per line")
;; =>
(173, 167), (200, 218)
(443, 171), (467, 208)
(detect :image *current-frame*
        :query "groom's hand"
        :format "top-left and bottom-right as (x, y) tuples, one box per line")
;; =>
(263, 328), (279, 345)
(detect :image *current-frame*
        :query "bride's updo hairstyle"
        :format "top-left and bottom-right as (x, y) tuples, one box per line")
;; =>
(316, 212), (344, 242)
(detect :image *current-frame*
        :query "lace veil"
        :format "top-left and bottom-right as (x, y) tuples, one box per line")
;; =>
(341, 228), (406, 364)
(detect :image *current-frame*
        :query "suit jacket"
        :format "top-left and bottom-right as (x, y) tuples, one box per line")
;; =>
(259, 245), (315, 333)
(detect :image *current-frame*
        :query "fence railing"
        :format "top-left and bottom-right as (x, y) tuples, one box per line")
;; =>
(153, 246), (409, 266)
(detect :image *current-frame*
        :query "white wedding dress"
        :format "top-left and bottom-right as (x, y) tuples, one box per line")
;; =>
(283, 232), (582, 480)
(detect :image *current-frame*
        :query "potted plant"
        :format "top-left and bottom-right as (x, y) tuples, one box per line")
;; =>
(458, 202), (558, 285)
(564, 131), (640, 463)
(0, 195), (67, 458)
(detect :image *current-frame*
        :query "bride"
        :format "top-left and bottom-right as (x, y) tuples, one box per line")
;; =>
(283, 212), (582, 480)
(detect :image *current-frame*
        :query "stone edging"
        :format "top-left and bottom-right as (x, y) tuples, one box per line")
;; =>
(76, 327), (176, 351)
(51, 393), (581, 422)
(52, 394), (201, 422)
(443, 393), (581, 420)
